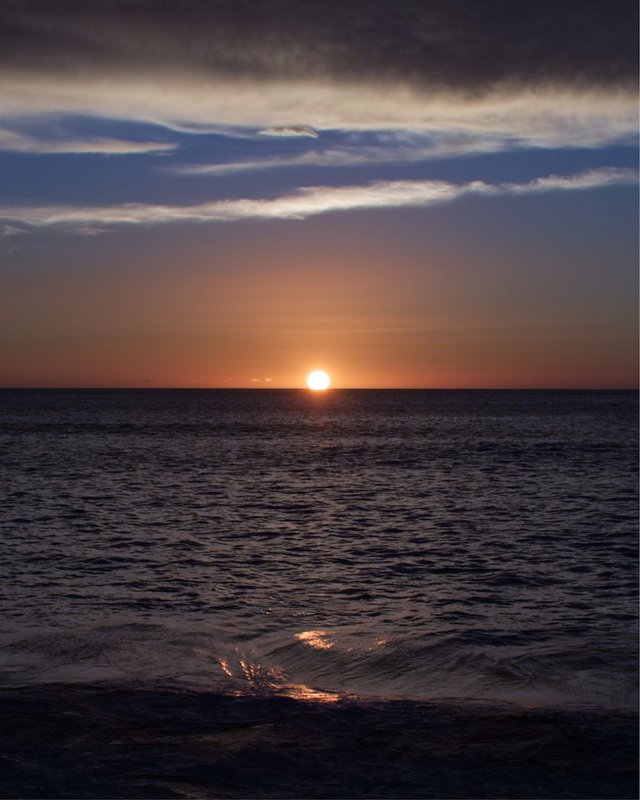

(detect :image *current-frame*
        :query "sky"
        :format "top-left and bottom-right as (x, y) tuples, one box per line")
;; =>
(0, 0), (637, 389)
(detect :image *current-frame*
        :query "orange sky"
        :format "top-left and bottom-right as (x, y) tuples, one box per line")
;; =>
(1, 212), (637, 389)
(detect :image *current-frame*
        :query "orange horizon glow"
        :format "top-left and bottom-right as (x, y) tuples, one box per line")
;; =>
(0, 378), (637, 389)
(0, 364), (638, 390)
(0, 216), (637, 392)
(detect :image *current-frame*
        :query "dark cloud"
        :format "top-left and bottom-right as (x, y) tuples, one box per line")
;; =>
(0, 0), (637, 89)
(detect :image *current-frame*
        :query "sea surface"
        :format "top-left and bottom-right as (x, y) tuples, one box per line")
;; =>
(1, 389), (638, 798)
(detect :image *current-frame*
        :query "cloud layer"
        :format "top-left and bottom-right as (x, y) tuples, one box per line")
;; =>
(1, 167), (635, 232)
(1, 75), (636, 152)
(0, 1), (636, 150)
(1, 1), (636, 88)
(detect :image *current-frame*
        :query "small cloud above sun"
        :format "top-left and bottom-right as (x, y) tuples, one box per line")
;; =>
(307, 370), (331, 390)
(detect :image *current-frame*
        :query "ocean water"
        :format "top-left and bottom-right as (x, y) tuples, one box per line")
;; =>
(1, 389), (638, 798)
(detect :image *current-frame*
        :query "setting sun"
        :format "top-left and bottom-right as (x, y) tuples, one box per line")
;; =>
(306, 370), (331, 391)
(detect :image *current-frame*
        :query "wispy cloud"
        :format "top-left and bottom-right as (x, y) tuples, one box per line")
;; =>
(0, 127), (176, 155)
(175, 139), (503, 176)
(505, 169), (640, 194)
(175, 150), (362, 176)
(258, 126), (319, 138)
(179, 126), (595, 176)
(0, 168), (635, 232)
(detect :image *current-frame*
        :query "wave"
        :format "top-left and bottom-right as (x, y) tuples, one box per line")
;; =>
(1, 622), (636, 712)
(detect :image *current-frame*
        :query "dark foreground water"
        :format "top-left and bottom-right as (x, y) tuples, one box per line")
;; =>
(1, 389), (637, 798)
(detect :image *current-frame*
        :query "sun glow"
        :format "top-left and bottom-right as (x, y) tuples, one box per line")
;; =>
(306, 370), (331, 390)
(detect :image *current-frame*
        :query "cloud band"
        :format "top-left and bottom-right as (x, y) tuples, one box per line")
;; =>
(0, 167), (635, 233)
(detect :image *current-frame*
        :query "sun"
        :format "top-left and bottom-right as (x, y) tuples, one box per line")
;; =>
(307, 370), (331, 391)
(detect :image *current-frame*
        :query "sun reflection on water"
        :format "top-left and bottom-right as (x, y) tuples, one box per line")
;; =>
(217, 657), (233, 678)
(237, 658), (285, 686)
(215, 631), (388, 705)
(294, 630), (334, 650)
(216, 646), (342, 704)
(278, 684), (341, 703)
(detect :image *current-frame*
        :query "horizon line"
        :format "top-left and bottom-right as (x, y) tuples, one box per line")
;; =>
(0, 386), (637, 392)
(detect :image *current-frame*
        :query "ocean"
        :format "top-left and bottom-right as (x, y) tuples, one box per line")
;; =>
(1, 389), (637, 798)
